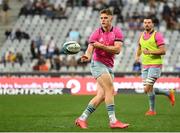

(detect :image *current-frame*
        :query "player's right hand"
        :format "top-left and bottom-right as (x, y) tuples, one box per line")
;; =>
(81, 55), (90, 62)
(135, 56), (140, 62)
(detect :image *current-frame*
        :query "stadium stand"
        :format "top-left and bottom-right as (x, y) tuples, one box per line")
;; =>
(0, 0), (179, 73)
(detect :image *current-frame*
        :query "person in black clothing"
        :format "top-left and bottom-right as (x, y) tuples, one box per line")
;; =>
(30, 40), (37, 59)
(4, 28), (12, 39)
(2, 0), (10, 23)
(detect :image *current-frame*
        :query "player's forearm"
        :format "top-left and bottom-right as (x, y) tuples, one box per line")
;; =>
(149, 49), (166, 55)
(101, 45), (120, 54)
(85, 44), (94, 58)
(136, 47), (142, 57)
(144, 45), (166, 55)
(93, 41), (121, 54)
(135, 47), (141, 62)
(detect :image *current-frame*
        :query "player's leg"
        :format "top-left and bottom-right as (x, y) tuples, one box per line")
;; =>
(149, 67), (175, 106)
(144, 83), (156, 115)
(97, 73), (116, 122)
(75, 83), (105, 129)
(154, 87), (169, 96)
(142, 68), (156, 115)
(88, 83), (105, 107)
(96, 73), (129, 128)
(75, 61), (107, 129)
(149, 68), (168, 96)
(79, 83), (105, 120)
(154, 88), (175, 106)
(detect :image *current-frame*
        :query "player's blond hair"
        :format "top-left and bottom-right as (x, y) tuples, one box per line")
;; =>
(100, 8), (113, 16)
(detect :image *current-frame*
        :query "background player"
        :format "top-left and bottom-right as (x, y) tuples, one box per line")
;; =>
(135, 17), (175, 116)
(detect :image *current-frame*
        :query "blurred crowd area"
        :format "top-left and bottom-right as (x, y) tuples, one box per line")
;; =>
(0, 0), (179, 73)
(17, 0), (180, 30)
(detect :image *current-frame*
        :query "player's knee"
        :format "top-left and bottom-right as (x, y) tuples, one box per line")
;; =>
(144, 77), (156, 93)
(144, 84), (154, 93)
(144, 87), (149, 93)
(97, 91), (105, 99)
(100, 96), (105, 101)
(106, 87), (114, 94)
(97, 94), (105, 101)
(105, 90), (114, 98)
(144, 84), (150, 92)
(144, 88), (148, 94)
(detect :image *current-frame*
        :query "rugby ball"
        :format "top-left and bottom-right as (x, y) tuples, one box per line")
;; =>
(62, 41), (81, 54)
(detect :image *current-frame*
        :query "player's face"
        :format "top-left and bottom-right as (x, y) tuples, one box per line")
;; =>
(143, 19), (154, 32)
(100, 13), (112, 29)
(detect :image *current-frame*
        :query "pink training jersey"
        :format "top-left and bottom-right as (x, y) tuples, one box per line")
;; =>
(88, 26), (124, 68)
(138, 31), (165, 68)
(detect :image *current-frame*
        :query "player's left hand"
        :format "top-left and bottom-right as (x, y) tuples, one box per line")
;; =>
(143, 49), (151, 55)
(80, 55), (90, 62)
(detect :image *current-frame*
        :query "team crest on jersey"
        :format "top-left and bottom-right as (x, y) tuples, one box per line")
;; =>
(99, 38), (103, 43)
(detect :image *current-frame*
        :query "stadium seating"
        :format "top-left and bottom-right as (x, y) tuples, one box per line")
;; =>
(0, 0), (179, 72)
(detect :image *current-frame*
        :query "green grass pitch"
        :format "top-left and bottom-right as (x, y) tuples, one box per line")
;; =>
(0, 94), (179, 132)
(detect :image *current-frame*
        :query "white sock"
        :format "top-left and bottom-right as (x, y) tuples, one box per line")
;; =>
(79, 104), (96, 121)
(107, 104), (117, 123)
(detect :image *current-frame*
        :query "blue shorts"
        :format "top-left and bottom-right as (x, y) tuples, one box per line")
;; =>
(142, 67), (161, 79)
(90, 60), (114, 79)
